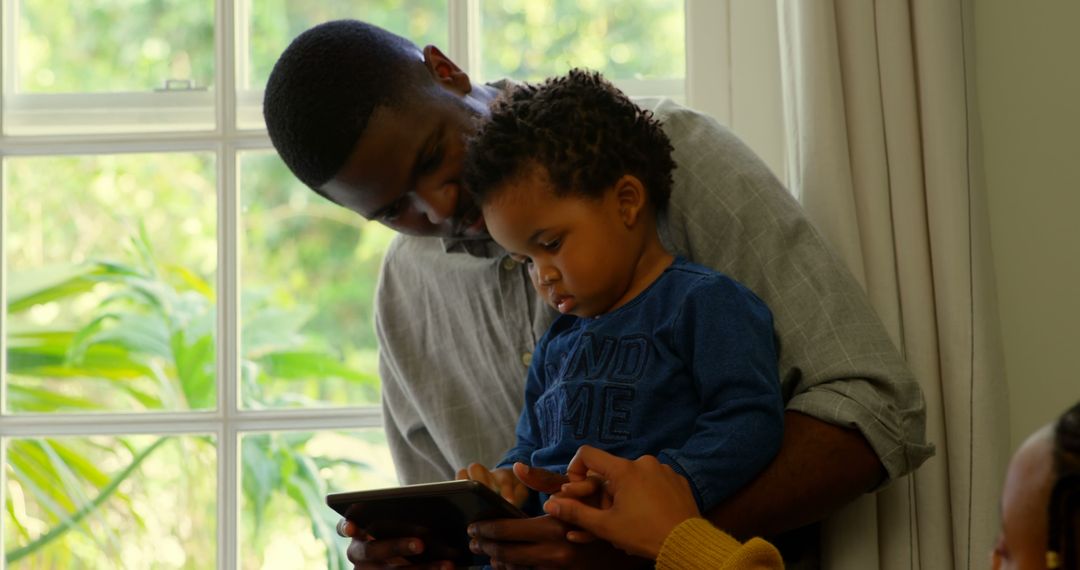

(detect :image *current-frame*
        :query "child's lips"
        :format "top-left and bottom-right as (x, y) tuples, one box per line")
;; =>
(552, 294), (576, 314)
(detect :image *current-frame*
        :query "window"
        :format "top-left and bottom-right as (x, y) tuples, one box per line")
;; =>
(1, 1), (780, 568)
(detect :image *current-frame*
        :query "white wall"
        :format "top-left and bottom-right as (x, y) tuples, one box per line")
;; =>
(975, 1), (1080, 449)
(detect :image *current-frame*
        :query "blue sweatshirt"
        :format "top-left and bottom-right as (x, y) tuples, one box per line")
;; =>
(498, 258), (784, 512)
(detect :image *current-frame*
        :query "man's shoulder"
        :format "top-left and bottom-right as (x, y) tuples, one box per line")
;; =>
(381, 234), (437, 270)
(664, 259), (757, 302)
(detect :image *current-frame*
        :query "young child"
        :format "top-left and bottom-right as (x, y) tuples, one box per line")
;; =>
(456, 69), (785, 516)
(994, 399), (1080, 569)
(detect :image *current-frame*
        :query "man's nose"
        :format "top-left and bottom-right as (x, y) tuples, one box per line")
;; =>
(415, 181), (459, 225)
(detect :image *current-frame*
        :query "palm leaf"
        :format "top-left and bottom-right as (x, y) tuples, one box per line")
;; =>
(5, 437), (169, 564)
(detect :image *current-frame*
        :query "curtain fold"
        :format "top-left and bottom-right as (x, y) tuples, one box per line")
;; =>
(776, 0), (1009, 568)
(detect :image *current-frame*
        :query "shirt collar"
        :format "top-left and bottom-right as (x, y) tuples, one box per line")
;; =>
(440, 236), (506, 258)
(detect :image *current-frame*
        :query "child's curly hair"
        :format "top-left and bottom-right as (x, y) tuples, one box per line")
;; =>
(463, 69), (675, 210)
(1049, 400), (1080, 568)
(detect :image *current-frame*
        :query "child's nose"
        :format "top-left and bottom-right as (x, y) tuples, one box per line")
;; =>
(538, 265), (559, 285)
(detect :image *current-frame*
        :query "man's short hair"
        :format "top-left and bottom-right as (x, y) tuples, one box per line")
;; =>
(263, 19), (420, 194)
(463, 69), (675, 211)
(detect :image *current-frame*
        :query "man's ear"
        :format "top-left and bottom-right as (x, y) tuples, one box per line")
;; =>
(423, 45), (472, 95)
(615, 175), (648, 227)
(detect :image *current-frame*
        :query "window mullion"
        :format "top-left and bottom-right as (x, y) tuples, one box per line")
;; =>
(216, 0), (239, 566)
(219, 138), (238, 570)
(0, 143), (5, 567)
(448, 0), (481, 76)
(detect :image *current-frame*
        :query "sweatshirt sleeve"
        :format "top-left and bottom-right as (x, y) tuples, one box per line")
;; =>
(657, 277), (784, 512)
(657, 518), (784, 570)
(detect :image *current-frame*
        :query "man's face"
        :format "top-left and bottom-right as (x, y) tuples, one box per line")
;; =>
(482, 169), (642, 318)
(320, 86), (490, 239)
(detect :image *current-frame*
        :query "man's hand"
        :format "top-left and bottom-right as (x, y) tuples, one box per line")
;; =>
(466, 515), (649, 569)
(456, 463), (530, 507)
(338, 519), (452, 570)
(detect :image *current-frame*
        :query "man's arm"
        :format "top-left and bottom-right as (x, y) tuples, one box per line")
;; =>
(706, 411), (885, 539)
(653, 100), (933, 484)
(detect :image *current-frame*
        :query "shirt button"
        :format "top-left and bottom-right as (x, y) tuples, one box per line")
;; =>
(521, 352), (533, 367)
(501, 257), (517, 271)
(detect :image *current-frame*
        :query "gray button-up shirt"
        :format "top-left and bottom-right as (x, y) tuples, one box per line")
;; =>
(374, 98), (933, 487)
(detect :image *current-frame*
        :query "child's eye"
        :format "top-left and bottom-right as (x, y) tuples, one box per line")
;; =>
(540, 239), (561, 252)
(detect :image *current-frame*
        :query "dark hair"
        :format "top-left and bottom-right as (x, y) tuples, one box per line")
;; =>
(263, 20), (421, 195)
(1049, 400), (1080, 569)
(463, 69), (675, 211)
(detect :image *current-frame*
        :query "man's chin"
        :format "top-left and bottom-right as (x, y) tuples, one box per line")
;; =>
(454, 216), (489, 239)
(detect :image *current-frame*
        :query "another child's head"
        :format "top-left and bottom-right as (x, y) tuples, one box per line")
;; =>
(463, 69), (676, 318)
(994, 400), (1080, 569)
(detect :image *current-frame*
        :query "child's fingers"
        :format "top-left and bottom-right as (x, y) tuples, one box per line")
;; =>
(465, 463), (497, 493)
(543, 497), (608, 538)
(557, 477), (603, 499)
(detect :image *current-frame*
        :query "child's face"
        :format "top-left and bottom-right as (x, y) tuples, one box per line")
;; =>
(482, 168), (644, 318)
(992, 426), (1054, 570)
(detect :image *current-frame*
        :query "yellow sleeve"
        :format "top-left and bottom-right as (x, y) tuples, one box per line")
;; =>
(656, 518), (785, 570)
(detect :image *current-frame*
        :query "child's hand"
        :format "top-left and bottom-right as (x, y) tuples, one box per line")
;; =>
(456, 463), (531, 508)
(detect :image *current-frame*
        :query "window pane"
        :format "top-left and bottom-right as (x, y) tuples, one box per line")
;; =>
(3, 153), (217, 413)
(240, 0), (448, 128)
(239, 429), (396, 570)
(3, 434), (217, 569)
(6, 0), (216, 134)
(239, 151), (391, 409)
(478, 0), (685, 83)
(15, 0), (215, 94)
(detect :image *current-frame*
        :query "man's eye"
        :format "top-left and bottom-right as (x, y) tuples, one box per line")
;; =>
(381, 199), (407, 222)
(418, 143), (444, 174)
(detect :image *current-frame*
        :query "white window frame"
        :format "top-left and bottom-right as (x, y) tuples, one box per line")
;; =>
(0, 1), (783, 567)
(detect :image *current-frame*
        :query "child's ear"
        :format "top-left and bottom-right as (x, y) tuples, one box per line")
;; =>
(615, 175), (648, 227)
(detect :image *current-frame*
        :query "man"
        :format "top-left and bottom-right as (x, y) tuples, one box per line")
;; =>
(263, 19), (933, 568)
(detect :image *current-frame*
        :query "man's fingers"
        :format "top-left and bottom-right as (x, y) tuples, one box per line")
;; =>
(351, 536), (424, 563)
(513, 462), (568, 494)
(469, 515), (567, 542)
(565, 529), (598, 544)
(470, 537), (575, 567)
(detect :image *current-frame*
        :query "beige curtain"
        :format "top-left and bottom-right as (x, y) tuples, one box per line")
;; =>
(775, 0), (1009, 568)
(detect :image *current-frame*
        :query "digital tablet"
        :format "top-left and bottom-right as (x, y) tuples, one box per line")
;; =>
(326, 479), (528, 565)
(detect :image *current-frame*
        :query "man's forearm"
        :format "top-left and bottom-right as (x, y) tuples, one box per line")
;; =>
(705, 411), (886, 539)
